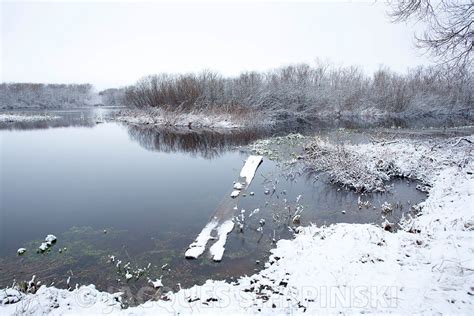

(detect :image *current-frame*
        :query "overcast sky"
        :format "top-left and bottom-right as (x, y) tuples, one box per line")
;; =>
(1, 0), (429, 90)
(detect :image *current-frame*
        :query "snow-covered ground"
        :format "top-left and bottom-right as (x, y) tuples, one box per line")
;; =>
(0, 113), (59, 122)
(113, 109), (263, 130)
(1, 135), (473, 315)
(303, 135), (471, 193)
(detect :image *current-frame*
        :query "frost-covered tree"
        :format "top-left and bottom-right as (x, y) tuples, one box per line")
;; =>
(0, 83), (95, 109)
(388, 0), (473, 69)
(123, 63), (472, 118)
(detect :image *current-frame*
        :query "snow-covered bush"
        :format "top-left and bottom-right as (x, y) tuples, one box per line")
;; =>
(304, 138), (391, 192)
(122, 62), (473, 120)
(303, 135), (473, 192)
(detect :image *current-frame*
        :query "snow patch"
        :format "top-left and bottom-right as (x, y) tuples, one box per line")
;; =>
(0, 285), (122, 313)
(185, 219), (219, 259)
(230, 155), (263, 198)
(38, 243), (49, 252)
(17, 248), (26, 255)
(0, 114), (59, 122)
(233, 182), (244, 190)
(149, 279), (163, 289)
(188, 155), (263, 259)
(209, 220), (235, 262)
(45, 235), (57, 243)
(230, 190), (240, 198)
(0, 289), (24, 305)
(114, 109), (249, 130)
(239, 155), (263, 186)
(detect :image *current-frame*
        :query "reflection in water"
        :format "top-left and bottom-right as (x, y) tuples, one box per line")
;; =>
(0, 108), (119, 131)
(126, 114), (474, 159)
(127, 125), (268, 158)
(0, 118), (433, 303)
(0, 108), (470, 302)
(1, 108), (471, 140)
(280, 113), (474, 133)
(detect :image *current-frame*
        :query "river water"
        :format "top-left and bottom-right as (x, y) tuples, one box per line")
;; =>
(0, 108), (434, 302)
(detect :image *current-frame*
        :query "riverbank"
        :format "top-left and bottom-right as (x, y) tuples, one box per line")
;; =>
(112, 108), (271, 130)
(1, 133), (472, 314)
(114, 108), (474, 132)
(1, 108), (473, 133)
(0, 113), (60, 123)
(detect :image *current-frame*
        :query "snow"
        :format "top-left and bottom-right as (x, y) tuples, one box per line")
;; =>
(233, 182), (244, 190)
(149, 279), (163, 289)
(0, 289), (24, 305)
(230, 155), (263, 198)
(190, 155), (263, 258)
(17, 248), (26, 255)
(37, 235), (57, 252)
(185, 219), (219, 259)
(1, 135), (473, 314)
(209, 220), (235, 262)
(381, 201), (393, 213)
(114, 109), (247, 130)
(303, 135), (472, 193)
(292, 214), (301, 223)
(249, 208), (260, 217)
(239, 155), (263, 186)
(230, 190), (240, 198)
(0, 113), (59, 122)
(0, 285), (122, 314)
(44, 235), (57, 243)
(38, 243), (49, 252)
(0, 83), (96, 109)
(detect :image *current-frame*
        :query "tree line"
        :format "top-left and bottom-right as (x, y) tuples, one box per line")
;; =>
(122, 63), (473, 119)
(0, 83), (95, 109)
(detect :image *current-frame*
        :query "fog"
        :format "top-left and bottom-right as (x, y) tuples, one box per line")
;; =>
(1, 0), (428, 89)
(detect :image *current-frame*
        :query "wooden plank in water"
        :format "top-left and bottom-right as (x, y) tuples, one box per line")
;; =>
(185, 155), (263, 260)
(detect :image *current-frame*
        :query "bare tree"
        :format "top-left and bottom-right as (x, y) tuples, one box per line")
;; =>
(389, 0), (473, 70)
(122, 63), (472, 117)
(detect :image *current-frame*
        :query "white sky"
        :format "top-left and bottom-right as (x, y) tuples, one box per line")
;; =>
(1, 0), (429, 90)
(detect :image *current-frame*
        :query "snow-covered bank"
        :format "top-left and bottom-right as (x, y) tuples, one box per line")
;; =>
(1, 135), (472, 314)
(303, 135), (472, 193)
(114, 109), (269, 130)
(0, 113), (59, 122)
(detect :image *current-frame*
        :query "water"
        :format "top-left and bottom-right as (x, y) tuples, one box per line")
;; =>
(0, 109), (429, 301)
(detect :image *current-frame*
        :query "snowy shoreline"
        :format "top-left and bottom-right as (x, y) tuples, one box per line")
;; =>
(115, 110), (474, 138)
(1, 135), (473, 314)
(0, 113), (60, 123)
(113, 108), (270, 130)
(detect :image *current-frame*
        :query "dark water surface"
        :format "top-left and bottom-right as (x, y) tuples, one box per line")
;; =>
(0, 109), (439, 301)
